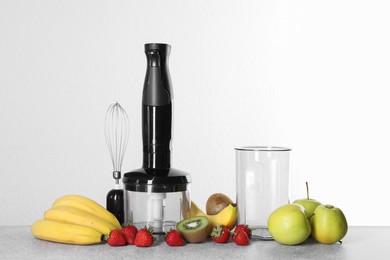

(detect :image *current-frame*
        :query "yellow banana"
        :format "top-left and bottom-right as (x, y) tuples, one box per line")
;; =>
(44, 206), (116, 235)
(32, 219), (103, 245)
(190, 201), (237, 230)
(52, 194), (121, 230)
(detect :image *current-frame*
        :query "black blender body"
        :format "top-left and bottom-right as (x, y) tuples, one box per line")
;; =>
(142, 45), (172, 169)
(123, 43), (191, 234)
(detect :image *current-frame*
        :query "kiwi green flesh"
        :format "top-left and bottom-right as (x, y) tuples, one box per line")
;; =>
(176, 216), (210, 243)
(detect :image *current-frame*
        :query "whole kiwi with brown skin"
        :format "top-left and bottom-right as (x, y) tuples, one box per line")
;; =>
(206, 193), (233, 215)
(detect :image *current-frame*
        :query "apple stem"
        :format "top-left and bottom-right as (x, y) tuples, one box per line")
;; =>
(306, 181), (310, 200)
(338, 240), (343, 244)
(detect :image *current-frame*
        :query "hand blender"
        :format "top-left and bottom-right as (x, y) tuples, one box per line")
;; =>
(123, 43), (191, 236)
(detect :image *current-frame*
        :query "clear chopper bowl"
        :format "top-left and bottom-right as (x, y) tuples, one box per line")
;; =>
(124, 188), (190, 234)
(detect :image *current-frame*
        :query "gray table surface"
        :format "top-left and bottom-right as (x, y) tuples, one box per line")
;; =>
(0, 226), (389, 259)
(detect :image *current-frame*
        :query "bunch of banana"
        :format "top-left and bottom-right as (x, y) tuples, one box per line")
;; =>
(190, 201), (237, 230)
(52, 195), (121, 230)
(31, 195), (121, 245)
(32, 220), (103, 245)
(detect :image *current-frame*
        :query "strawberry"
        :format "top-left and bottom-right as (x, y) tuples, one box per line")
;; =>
(121, 225), (138, 245)
(165, 229), (184, 246)
(232, 224), (252, 240)
(211, 224), (230, 243)
(233, 230), (249, 246)
(134, 226), (154, 247)
(106, 229), (127, 247)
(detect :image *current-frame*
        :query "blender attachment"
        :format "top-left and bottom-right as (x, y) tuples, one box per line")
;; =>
(235, 146), (290, 240)
(105, 102), (130, 225)
(123, 43), (191, 236)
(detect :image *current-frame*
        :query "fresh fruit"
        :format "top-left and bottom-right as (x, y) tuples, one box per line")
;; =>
(31, 219), (103, 245)
(211, 224), (230, 243)
(311, 204), (348, 244)
(190, 201), (237, 230)
(176, 216), (210, 243)
(206, 193), (233, 215)
(121, 225), (138, 245)
(134, 226), (154, 247)
(232, 224), (252, 240)
(106, 229), (126, 247)
(210, 225), (230, 243)
(233, 230), (249, 246)
(52, 195), (122, 230)
(165, 229), (185, 246)
(44, 206), (116, 235)
(267, 203), (311, 245)
(293, 182), (322, 219)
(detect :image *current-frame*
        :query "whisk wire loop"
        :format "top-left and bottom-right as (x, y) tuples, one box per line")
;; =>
(105, 102), (130, 177)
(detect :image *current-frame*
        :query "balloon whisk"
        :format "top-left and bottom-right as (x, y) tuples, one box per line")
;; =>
(105, 102), (130, 187)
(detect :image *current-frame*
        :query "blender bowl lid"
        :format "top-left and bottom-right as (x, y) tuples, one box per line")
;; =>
(123, 168), (191, 192)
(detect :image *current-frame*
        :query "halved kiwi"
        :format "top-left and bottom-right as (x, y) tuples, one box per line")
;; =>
(176, 216), (210, 243)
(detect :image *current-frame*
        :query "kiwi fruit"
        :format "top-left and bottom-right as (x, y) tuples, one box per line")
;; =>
(206, 193), (233, 215)
(176, 216), (210, 243)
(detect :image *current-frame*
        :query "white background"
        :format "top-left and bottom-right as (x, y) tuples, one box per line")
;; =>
(1, 0), (389, 226)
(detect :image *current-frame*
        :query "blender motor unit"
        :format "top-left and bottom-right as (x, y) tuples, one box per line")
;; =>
(123, 43), (191, 234)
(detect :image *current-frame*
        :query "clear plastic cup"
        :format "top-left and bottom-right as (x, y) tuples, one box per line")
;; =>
(235, 146), (291, 240)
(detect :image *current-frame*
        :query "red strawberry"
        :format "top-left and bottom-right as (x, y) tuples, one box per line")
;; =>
(232, 224), (252, 240)
(121, 225), (138, 245)
(106, 229), (126, 247)
(165, 229), (184, 246)
(134, 226), (154, 247)
(211, 224), (230, 243)
(233, 230), (249, 246)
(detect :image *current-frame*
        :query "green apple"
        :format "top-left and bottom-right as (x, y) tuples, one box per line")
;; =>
(267, 203), (311, 245)
(311, 204), (348, 244)
(293, 182), (321, 219)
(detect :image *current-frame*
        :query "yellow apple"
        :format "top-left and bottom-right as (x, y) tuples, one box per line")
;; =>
(268, 204), (311, 245)
(311, 204), (348, 244)
(294, 182), (321, 219)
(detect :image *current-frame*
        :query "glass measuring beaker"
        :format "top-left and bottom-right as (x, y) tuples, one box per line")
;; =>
(235, 146), (291, 240)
